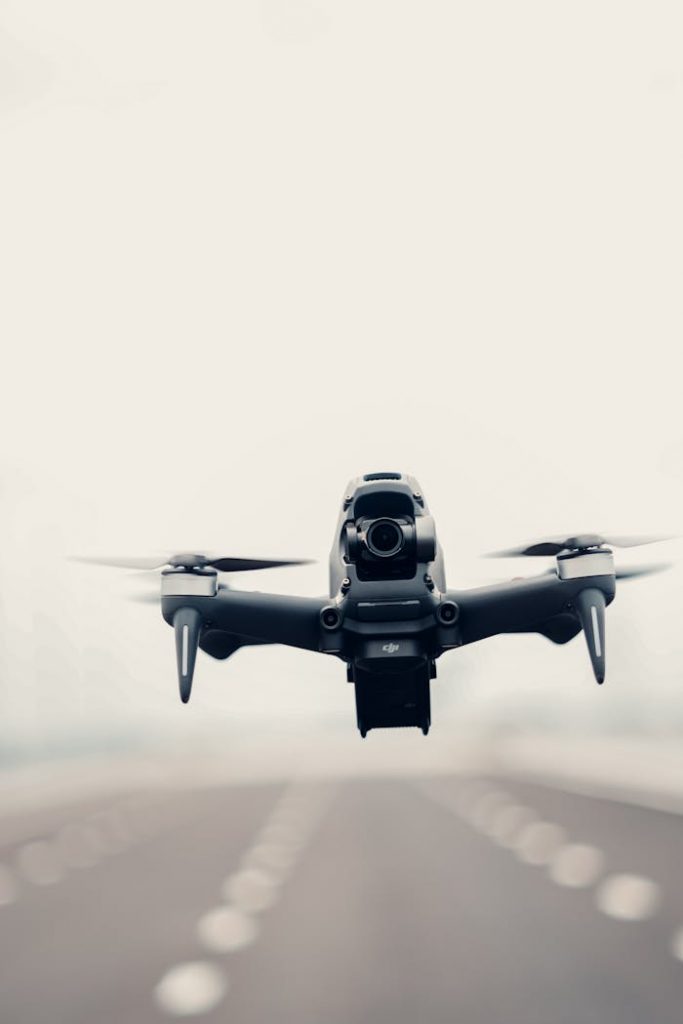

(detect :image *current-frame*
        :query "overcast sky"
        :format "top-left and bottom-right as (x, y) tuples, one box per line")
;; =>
(1, 0), (682, 755)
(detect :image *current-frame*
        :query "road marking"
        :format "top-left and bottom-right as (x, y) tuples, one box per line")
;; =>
(596, 874), (660, 921)
(222, 866), (279, 913)
(455, 781), (489, 817)
(56, 823), (103, 869)
(16, 841), (64, 886)
(242, 841), (297, 881)
(154, 962), (228, 1017)
(514, 822), (566, 866)
(471, 790), (511, 831)
(257, 822), (303, 849)
(197, 905), (259, 954)
(488, 804), (536, 847)
(89, 809), (132, 853)
(549, 843), (604, 888)
(671, 928), (683, 961)
(156, 781), (335, 1018)
(0, 864), (18, 905)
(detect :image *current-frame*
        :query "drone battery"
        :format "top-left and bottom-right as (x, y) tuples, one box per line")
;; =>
(353, 661), (431, 734)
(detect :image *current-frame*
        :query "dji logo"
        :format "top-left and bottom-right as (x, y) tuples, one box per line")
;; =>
(382, 642), (400, 654)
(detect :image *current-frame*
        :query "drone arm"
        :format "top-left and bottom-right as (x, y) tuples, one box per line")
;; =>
(448, 573), (615, 648)
(162, 589), (326, 653)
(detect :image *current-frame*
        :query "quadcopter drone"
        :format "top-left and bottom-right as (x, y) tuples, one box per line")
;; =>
(79, 473), (671, 737)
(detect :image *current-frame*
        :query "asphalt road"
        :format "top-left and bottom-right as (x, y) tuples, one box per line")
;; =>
(2, 768), (683, 1023)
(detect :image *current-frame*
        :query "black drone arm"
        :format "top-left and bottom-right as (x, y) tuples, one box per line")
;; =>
(448, 573), (615, 647)
(162, 588), (329, 702)
(163, 589), (327, 652)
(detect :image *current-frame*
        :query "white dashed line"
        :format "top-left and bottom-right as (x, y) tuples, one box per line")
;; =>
(223, 866), (279, 914)
(197, 905), (259, 954)
(16, 841), (64, 886)
(549, 843), (604, 888)
(471, 790), (511, 832)
(488, 804), (536, 847)
(514, 822), (566, 866)
(670, 928), (683, 961)
(56, 824), (103, 869)
(154, 961), (228, 1017)
(244, 841), (297, 877)
(154, 781), (335, 1018)
(454, 781), (490, 817)
(425, 777), (673, 957)
(596, 874), (660, 921)
(257, 822), (303, 850)
(0, 864), (19, 905)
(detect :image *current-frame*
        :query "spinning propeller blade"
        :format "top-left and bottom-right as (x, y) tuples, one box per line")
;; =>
(73, 551), (311, 705)
(71, 553), (313, 572)
(486, 533), (674, 558)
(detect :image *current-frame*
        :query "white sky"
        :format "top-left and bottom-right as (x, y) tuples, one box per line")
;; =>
(1, 0), (682, 755)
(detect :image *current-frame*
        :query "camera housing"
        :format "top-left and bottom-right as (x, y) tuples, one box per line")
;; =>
(344, 513), (437, 580)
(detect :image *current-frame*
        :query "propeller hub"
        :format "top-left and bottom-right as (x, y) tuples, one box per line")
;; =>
(161, 567), (218, 598)
(168, 553), (210, 568)
(565, 535), (607, 552)
(556, 549), (615, 580)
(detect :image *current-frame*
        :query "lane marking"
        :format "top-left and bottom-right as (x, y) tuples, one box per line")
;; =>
(244, 841), (297, 874)
(16, 841), (64, 886)
(222, 866), (279, 913)
(514, 822), (566, 866)
(471, 790), (511, 832)
(156, 781), (335, 1018)
(0, 864), (18, 906)
(452, 780), (490, 818)
(56, 824), (103, 869)
(549, 843), (604, 888)
(197, 905), (258, 954)
(671, 928), (683, 961)
(257, 822), (303, 849)
(596, 874), (660, 921)
(154, 962), (228, 1017)
(489, 804), (536, 847)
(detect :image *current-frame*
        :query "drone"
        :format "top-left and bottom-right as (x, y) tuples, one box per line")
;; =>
(78, 472), (672, 737)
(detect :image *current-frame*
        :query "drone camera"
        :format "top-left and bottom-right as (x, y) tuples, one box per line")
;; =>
(344, 515), (436, 576)
(365, 519), (405, 558)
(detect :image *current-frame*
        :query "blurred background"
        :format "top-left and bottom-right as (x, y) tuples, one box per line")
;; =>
(1, 0), (682, 1021)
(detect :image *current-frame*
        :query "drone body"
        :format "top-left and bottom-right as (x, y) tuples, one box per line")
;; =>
(81, 472), (669, 736)
(157, 472), (660, 738)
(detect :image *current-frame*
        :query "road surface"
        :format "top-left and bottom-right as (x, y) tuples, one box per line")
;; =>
(2, 768), (683, 1023)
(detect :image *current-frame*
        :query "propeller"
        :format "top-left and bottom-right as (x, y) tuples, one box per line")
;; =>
(72, 553), (313, 572)
(484, 562), (672, 586)
(74, 551), (312, 703)
(609, 563), (672, 581)
(486, 533), (674, 558)
(484, 535), (675, 686)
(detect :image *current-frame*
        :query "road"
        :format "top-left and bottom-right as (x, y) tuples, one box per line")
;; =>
(2, 767), (683, 1023)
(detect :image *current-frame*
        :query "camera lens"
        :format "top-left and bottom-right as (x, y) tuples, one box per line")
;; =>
(366, 519), (404, 558)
